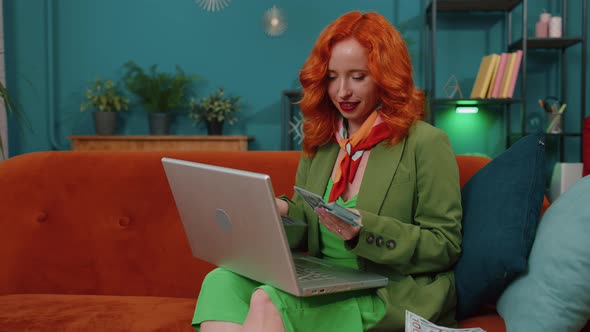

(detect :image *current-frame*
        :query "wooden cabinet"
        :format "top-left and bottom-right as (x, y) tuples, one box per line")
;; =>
(68, 135), (253, 151)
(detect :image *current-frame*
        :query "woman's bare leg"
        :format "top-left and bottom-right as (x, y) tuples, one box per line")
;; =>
(242, 289), (286, 332)
(199, 321), (242, 332)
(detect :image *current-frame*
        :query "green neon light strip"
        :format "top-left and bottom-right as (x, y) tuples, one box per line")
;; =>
(455, 106), (479, 114)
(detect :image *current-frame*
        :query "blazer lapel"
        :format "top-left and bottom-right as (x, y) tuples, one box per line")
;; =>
(307, 143), (339, 195)
(357, 138), (406, 214)
(303, 143), (339, 257)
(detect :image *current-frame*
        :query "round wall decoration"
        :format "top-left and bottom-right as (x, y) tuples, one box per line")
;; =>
(262, 5), (287, 37)
(195, 0), (231, 12)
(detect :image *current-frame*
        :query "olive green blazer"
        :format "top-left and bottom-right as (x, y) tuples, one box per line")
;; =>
(285, 121), (463, 331)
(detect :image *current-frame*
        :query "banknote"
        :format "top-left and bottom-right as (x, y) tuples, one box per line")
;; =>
(405, 310), (486, 332)
(294, 186), (361, 227)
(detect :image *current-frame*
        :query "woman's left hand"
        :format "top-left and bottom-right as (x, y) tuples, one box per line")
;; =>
(315, 207), (362, 241)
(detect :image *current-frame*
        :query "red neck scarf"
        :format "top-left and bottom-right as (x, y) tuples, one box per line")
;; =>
(328, 111), (392, 202)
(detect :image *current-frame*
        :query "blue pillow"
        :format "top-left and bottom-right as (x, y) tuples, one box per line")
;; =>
(497, 175), (590, 331)
(454, 134), (546, 319)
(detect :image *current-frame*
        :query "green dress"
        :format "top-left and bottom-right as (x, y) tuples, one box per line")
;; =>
(192, 179), (386, 332)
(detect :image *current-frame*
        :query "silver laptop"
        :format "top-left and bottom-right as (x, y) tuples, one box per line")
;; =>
(161, 157), (389, 297)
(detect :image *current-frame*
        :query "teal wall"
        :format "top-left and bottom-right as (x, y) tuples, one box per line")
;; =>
(3, 1), (589, 163)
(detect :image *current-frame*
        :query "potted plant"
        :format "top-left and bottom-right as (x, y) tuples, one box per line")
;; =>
(80, 78), (129, 135)
(122, 61), (196, 135)
(189, 88), (240, 135)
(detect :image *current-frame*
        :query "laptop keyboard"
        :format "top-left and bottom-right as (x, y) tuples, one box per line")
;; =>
(295, 264), (336, 281)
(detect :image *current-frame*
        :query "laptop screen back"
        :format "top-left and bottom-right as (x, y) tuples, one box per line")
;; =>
(162, 157), (300, 294)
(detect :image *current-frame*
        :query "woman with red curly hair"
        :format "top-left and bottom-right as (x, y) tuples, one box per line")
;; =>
(193, 11), (462, 332)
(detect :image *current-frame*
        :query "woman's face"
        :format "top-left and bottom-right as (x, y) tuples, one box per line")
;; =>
(327, 37), (379, 132)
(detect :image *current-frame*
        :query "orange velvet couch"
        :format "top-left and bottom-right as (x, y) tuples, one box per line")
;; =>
(0, 150), (522, 331)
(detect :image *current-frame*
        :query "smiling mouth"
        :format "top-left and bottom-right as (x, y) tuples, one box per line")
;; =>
(338, 102), (359, 112)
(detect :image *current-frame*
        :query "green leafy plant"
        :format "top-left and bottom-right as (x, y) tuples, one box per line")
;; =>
(122, 61), (196, 113)
(80, 79), (129, 112)
(0, 81), (28, 159)
(188, 88), (241, 125)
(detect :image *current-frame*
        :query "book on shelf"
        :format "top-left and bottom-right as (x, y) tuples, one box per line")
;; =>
(499, 52), (518, 98)
(470, 54), (499, 99)
(490, 52), (510, 98)
(505, 50), (523, 98)
(485, 53), (502, 98)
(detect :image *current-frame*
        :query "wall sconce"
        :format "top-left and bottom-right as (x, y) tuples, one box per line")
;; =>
(262, 5), (287, 37)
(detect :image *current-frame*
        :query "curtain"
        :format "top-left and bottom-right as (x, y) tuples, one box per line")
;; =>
(0, 0), (7, 160)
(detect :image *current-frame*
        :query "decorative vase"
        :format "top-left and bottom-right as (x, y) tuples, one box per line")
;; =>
(206, 120), (224, 135)
(149, 112), (171, 135)
(93, 112), (117, 135)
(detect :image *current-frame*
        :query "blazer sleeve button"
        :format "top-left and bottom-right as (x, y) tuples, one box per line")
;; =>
(366, 233), (375, 244)
(376, 236), (384, 247)
(386, 239), (396, 250)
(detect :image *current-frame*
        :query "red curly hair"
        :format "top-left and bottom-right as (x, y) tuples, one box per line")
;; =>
(298, 11), (424, 157)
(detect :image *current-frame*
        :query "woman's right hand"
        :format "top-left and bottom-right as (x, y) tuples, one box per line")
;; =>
(275, 198), (288, 216)
(315, 207), (361, 241)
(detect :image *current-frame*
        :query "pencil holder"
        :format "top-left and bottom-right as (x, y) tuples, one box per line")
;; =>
(547, 112), (563, 134)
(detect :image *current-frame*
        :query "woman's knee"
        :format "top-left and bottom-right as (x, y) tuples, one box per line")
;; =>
(249, 289), (276, 311)
(202, 267), (244, 286)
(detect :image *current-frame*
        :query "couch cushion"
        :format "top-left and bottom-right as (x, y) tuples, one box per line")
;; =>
(0, 294), (196, 331)
(0, 151), (300, 298)
(584, 116), (590, 176)
(454, 134), (546, 319)
(458, 314), (506, 331)
(497, 175), (590, 331)
(455, 155), (492, 187)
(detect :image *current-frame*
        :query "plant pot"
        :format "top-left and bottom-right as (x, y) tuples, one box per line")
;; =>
(149, 112), (171, 135)
(93, 112), (118, 135)
(206, 120), (224, 135)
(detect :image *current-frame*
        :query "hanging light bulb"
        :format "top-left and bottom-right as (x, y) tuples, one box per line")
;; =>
(195, 0), (231, 12)
(262, 5), (287, 37)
